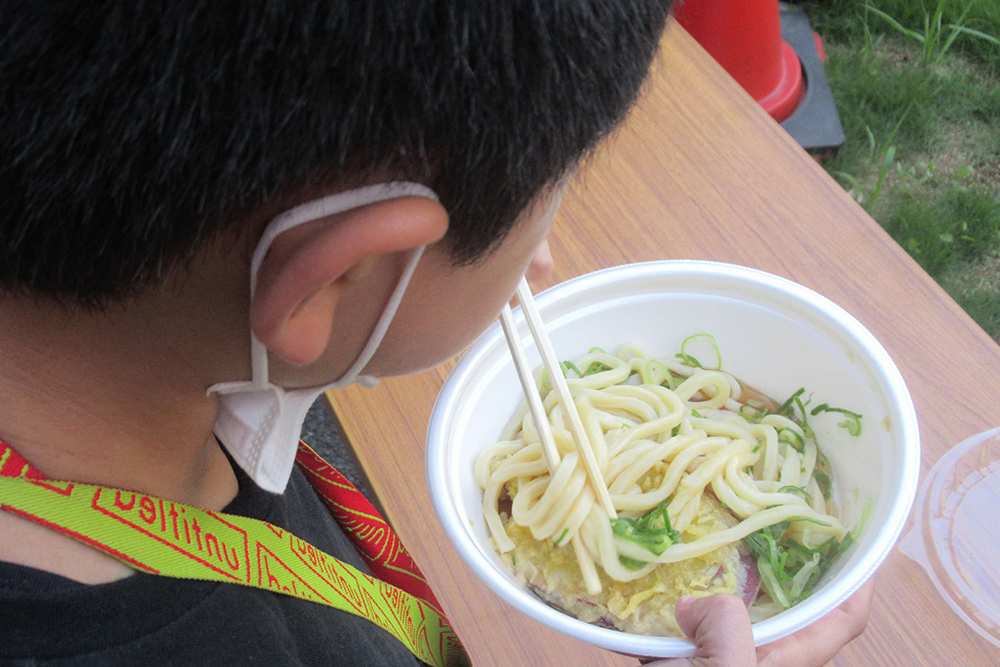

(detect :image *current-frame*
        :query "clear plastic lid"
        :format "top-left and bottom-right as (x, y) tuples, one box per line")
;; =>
(900, 427), (1000, 648)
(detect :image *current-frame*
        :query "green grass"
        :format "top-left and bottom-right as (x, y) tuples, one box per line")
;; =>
(799, 0), (1000, 74)
(885, 188), (1000, 277)
(789, 0), (1000, 340)
(820, 41), (1000, 181)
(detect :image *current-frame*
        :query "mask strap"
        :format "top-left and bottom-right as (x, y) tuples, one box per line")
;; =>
(210, 181), (439, 395)
(328, 244), (425, 388)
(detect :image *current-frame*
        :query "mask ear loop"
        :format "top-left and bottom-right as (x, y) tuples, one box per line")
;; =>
(209, 181), (439, 396)
(328, 244), (426, 388)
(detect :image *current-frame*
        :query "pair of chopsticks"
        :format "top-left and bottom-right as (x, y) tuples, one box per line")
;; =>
(499, 277), (616, 520)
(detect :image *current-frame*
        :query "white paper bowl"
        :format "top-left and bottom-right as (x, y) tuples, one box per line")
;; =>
(426, 261), (919, 658)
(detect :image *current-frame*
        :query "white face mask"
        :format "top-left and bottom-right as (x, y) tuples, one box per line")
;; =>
(207, 182), (439, 493)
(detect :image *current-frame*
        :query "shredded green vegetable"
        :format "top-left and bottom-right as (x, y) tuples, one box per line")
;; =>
(610, 500), (680, 559)
(555, 528), (569, 545)
(690, 408), (705, 419)
(743, 521), (843, 608)
(745, 496), (870, 609)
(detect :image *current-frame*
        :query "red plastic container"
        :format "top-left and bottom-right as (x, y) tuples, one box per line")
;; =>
(674, 0), (804, 122)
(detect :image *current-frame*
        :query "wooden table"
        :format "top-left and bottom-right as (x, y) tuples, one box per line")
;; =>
(327, 20), (1000, 666)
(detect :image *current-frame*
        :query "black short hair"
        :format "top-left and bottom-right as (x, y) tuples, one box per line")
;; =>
(1, 1), (670, 306)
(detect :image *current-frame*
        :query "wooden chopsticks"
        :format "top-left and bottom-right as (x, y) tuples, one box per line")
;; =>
(502, 277), (616, 519)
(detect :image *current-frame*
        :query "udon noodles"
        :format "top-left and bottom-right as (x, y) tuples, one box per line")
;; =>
(476, 338), (861, 632)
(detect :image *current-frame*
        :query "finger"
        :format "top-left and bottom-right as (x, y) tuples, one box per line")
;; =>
(757, 577), (876, 667)
(644, 595), (756, 667)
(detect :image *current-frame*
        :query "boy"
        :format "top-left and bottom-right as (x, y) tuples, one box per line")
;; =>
(0, 2), (871, 665)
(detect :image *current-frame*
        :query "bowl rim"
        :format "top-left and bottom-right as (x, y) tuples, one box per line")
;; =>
(426, 260), (920, 657)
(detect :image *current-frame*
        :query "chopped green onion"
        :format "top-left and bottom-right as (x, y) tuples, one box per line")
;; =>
(674, 352), (701, 368)
(778, 485), (814, 504)
(812, 470), (832, 500)
(641, 360), (669, 385)
(540, 362), (573, 394)
(556, 528), (569, 544)
(789, 517), (832, 527)
(511, 555), (517, 566)
(539, 368), (555, 394)
(856, 497), (873, 537)
(671, 425), (681, 437)
(836, 532), (855, 556)
(778, 388), (805, 417)
(581, 348), (611, 375)
(619, 555), (648, 571)
(610, 501), (679, 556)
(690, 408), (705, 419)
(562, 361), (583, 378)
(796, 394), (812, 427)
(778, 388), (815, 435)
(738, 402), (769, 423)
(678, 333), (722, 370)
(778, 428), (805, 453)
(664, 373), (682, 391)
(810, 404), (863, 436)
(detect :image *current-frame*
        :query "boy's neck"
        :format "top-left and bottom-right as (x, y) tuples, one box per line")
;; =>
(0, 281), (246, 510)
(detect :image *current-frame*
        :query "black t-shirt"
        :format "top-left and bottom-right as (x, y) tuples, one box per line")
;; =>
(0, 460), (426, 666)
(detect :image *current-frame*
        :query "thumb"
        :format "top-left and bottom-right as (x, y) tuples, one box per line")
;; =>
(643, 595), (756, 667)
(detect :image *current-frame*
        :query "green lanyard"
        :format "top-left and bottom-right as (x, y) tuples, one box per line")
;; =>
(0, 442), (470, 667)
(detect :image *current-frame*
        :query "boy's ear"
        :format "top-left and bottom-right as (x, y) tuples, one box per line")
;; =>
(250, 196), (448, 367)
